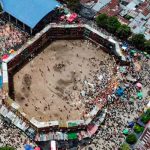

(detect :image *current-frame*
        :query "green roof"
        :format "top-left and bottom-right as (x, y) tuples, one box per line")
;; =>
(67, 133), (77, 140)
(68, 122), (77, 127)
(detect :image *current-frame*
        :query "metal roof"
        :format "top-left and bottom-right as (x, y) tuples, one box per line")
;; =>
(92, 0), (111, 12)
(1, 0), (60, 28)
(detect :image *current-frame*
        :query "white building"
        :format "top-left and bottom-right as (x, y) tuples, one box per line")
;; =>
(92, 0), (111, 12)
(129, 13), (147, 34)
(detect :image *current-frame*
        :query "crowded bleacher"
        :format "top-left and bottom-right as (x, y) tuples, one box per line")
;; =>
(0, 20), (29, 55)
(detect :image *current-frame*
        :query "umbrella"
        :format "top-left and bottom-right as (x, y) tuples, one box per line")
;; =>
(9, 49), (15, 54)
(122, 45), (127, 50)
(130, 50), (136, 54)
(136, 83), (142, 88)
(116, 87), (124, 96)
(34, 147), (41, 150)
(64, 8), (69, 14)
(60, 15), (65, 20)
(137, 92), (143, 99)
(130, 50), (136, 52)
(119, 66), (126, 73)
(72, 13), (77, 18)
(146, 54), (150, 58)
(123, 129), (129, 135)
(24, 144), (34, 150)
(2, 54), (9, 60)
(128, 121), (134, 128)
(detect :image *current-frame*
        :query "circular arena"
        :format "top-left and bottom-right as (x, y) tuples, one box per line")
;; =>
(1, 1), (150, 150)
(13, 40), (115, 122)
(0, 24), (125, 141)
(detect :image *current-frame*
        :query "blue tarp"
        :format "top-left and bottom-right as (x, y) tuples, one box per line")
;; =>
(0, 76), (2, 89)
(1, 0), (60, 28)
(128, 121), (134, 128)
(24, 144), (34, 150)
(116, 87), (124, 96)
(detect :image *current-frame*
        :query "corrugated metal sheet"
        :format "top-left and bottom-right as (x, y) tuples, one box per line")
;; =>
(1, 0), (60, 28)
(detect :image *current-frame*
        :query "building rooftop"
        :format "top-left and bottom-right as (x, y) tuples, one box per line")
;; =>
(92, 0), (111, 12)
(126, 1), (137, 10)
(99, 0), (120, 16)
(142, 8), (150, 17)
(1, 0), (60, 29)
(145, 18), (150, 28)
(117, 15), (130, 24)
(144, 28), (150, 40)
(129, 13), (146, 34)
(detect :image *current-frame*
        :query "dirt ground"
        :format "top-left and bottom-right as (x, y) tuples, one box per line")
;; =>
(13, 40), (113, 122)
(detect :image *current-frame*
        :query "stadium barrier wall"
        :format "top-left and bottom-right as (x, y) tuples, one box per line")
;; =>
(1, 24), (126, 136)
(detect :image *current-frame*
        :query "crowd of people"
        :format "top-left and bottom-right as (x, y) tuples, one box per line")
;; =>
(0, 116), (36, 149)
(84, 47), (150, 150)
(0, 14), (149, 150)
(0, 20), (29, 55)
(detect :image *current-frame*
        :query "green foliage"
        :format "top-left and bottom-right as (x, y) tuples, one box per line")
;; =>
(120, 143), (130, 150)
(141, 115), (150, 124)
(96, 14), (108, 28)
(116, 24), (131, 39)
(146, 108), (150, 114)
(65, 0), (80, 11)
(130, 34), (146, 49)
(134, 124), (144, 133)
(144, 40), (150, 53)
(125, 15), (133, 20)
(106, 16), (121, 33)
(126, 133), (137, 144)
(96, 14), (121, 33)
(141, 109), (150, 124)
(0, 146), (15, 150)
(95, 14), (150, 53)
(0, 3), (2, 12)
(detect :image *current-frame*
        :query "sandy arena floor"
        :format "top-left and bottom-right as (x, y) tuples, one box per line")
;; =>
(13, 40), (113, 121)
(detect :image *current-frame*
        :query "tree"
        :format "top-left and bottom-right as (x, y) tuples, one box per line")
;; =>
(0, 3), (2, 12)
(141, 108), (150, 124)
(134, 124), (144, 133)
(120, 143), (130, 150)
(146, 108), (150, 114)
(96, 14), (108, 28)
(141, 115), (150, 124)
(125, 15), (133, 20)
(0, 146), (15, 150)
(126, 133), (137, 144)
(116, 24), (131, 39)
(144, 40), (150, 53)
(130, 34), (146, 49)
(65, 0), (80, 11)
(106, 16), (121, 33)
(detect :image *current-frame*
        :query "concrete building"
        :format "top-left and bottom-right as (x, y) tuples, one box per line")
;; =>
(92, 0), (111, 12)
(128, 13), (146, 34)
(119, 0), (146, 16)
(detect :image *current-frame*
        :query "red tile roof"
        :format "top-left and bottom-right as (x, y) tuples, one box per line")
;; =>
(117, 15), (130, 25)
(142, 8), (150, 17)
(98, 0), (120, 16)
(138, 1), (149, 11)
